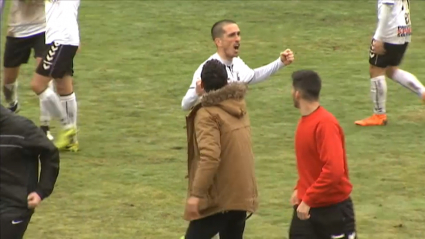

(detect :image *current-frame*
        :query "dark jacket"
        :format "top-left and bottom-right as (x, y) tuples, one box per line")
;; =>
(0, 106), (60, 217)
(184, 83), (258, 221)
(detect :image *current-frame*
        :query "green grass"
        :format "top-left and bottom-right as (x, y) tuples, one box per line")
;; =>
(2, 1), (425, 238)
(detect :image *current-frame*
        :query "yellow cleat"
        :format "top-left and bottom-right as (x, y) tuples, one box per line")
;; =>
(66, 141), (79, 152)
(54, 127), (77, 150)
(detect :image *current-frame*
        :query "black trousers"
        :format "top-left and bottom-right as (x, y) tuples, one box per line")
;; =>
(184, 211), (247, 239)
(0, 212), (32, 239)
(289, 198), (357, 239)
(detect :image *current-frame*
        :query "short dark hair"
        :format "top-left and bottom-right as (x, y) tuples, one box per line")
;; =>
(201, 59), (228, 92)
(211, 19), (236, 41)
(291, 70), (322, 101)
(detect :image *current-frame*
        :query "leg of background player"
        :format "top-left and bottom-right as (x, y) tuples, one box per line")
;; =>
(386, 66), (425, 102)
(2, 67), (20, 112)
(31, 72), (76, 150)
(355, 65), (388, 126)
(36, 57), (55, 141)
(2, 36), (34, 113)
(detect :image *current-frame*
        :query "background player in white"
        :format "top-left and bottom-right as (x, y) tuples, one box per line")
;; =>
(355, 0), (425, 126)
(30, 0), (80, 151)
(2, 0), (55, 140)
(181, 19), (294, 111)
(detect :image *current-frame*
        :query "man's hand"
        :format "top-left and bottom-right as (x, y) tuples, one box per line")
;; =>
(296, 201), (311, 220)
(27, 192), (42, 209)
(195, 80), (204, 96)
(290, 190), (300, 206)
(280, 49), (294, 65)
(372, 40), (385, 55)
(185, 196), (201, 220)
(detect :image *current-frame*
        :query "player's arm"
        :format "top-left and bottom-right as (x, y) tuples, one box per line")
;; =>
(21, 118), (60, 200)
(190, 110), (221, 198)
(301, 121), (345, 206)
(373, 0), (394, 41)
(238, 57), (285, 84)
(181, 69), (202, 111)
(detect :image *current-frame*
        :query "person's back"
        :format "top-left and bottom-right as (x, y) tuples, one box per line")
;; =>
(0, 105), (60, 239)
(196, 82), (257, 212)
(183, 59), (257, 239)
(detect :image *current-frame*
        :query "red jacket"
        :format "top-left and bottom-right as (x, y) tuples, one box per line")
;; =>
(294, 106), (352, 208)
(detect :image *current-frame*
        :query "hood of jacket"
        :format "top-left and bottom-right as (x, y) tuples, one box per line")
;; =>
(200, 83), (247, 118)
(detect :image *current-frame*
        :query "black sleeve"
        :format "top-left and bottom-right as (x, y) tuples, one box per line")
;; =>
(21, 118), (60, 200)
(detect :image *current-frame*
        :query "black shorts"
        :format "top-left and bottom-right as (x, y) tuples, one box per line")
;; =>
(289, 198), (357, 239)
(35, 42), (78, 79)
(3, 32), (46, 68)
(0, 211), (33, 239)
(369, 39), (409, 68)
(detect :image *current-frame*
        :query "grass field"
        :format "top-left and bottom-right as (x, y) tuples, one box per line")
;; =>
(2, 1), (425, 238)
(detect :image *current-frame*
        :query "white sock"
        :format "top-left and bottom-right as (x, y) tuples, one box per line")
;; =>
(60, 92), (78, 141)
(371, 76), (387, 114)
(40, 81), (55, 126)
(38, 88), (72, 129)
(3, 82), (18, 104)
(60, 92), (78, 127)
(391, 69), (425, 97)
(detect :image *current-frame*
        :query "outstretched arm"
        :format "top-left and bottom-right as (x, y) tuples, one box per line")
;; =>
(238, 49), (294, 84)
(238, 57), (284, 84)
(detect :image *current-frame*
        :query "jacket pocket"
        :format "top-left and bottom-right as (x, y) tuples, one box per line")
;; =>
(198, 184), (219, 211)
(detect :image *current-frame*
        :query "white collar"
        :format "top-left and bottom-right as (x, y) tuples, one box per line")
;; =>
(213, 53), (233, 66)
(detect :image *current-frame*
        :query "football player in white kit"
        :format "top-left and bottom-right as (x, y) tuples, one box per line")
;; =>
(30, 0), (80, 151)
(181, 19), (294, 111)
(355, 0), (425, 126)
(2, 0), (55, 140)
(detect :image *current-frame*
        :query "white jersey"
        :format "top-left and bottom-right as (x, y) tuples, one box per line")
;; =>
(6, 0), (45, 38)
(181, 53), (285, 110)
(45, 0), (80, 46)
(376, 0), (411, 44)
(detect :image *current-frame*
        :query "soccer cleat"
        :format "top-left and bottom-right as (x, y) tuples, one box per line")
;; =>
(7, 101), (20, 113)
(54, 127), (77, 150)
(40, 126), (54, 141)
(354, 114), (387, 126)
(66, 140), (79, 152)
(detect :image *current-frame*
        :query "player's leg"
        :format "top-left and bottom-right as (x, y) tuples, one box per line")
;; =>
(32, 42), (76, 150)
(33, 32), (54, 141)
(355, 40), (389, 126)
(2, 36), (32, 112)
(50, 43), (79, 151)
(56, 74), (79, 152)
(385, 43), (425, 103)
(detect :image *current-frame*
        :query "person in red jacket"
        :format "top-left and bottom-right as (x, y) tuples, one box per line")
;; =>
(288, 70), (357, 239)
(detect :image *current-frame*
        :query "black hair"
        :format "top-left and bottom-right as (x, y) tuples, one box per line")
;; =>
(200, 59), (228, 92)
(291, 70), (322, 101)
(210, 19), (236, 41)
